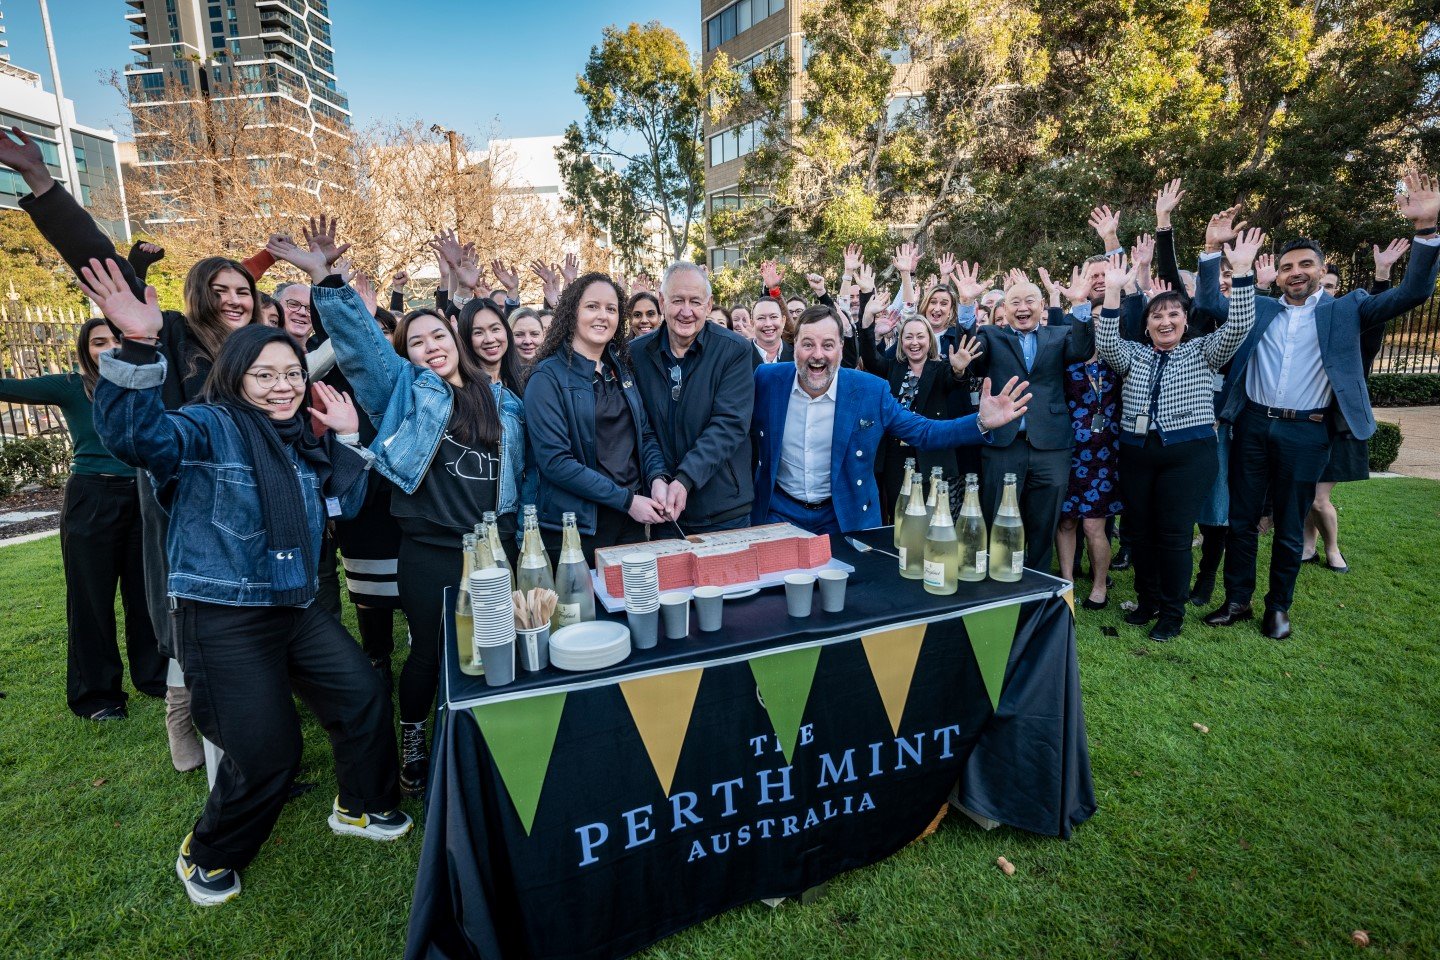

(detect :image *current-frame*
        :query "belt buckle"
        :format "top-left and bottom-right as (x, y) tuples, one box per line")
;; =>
(1266, 406), (1281, 419)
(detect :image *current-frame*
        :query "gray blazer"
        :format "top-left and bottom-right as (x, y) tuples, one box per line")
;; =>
(957, 314), (1096, 450)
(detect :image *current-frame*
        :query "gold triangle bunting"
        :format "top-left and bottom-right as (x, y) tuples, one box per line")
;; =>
(620, 669), (704, 796)
(860, 624), (927, 735)
(1061, 586), (1075, 619)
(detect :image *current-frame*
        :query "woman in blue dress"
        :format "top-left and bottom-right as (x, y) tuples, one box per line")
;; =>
(1056, 351), (1123, 608)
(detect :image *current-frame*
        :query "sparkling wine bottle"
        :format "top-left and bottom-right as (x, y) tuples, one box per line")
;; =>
(553, 512), (596, 629)
(988, 472), (1025, 583)
(516, 505), (555, 595)
(893, 457), (917, 548)
(898, 472), (928, 580)
(923, 481), (959, 595)
(483, 509), (513, 589)
(957, 474), (988, 582)
(924, 466), (943, 528)
(456, 533), (483, 676)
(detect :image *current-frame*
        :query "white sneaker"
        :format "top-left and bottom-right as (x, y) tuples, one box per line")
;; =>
(327, 797), (413, 841)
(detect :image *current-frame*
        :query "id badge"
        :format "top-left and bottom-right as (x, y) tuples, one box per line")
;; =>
(325, 496), (342, 517)
(1133, 415), (1150, 435)
(1092, 414), (1108, 433)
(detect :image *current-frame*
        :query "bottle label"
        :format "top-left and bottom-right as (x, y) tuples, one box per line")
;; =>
(556, 602), (582, 627)
(923, 560), (944, 587)
(1011, 551), (1024, 575)
(975, 550), (987, 574)
(897, 546), (907, 570)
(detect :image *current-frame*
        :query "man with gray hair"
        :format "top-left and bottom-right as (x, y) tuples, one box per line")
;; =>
(630, 261), (760, 533)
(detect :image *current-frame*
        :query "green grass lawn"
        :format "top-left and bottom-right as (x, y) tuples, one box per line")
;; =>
(3, 478), (1439, 959)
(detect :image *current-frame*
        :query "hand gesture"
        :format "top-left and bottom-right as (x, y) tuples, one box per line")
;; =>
(1132, 233), (1155, 272)
(1149, 278), (1174, 296)
(892, 243), (920, 275)
(1103, 253), (1136, 292)
(627, 494), (666, 526)
(77, 258), (163, 341)
(561, 252), (580, 285)
(267, 235), (330, 281)
(1004, 266), (1030, 290)
(332, 257), (358, 287)
(453, 244), (481, 291)
(390, 269), (409, 291)
(309, 382), (359, 437)
(977, 377), (1033, 431)
(491, 259), (521, 297)
(1154, 178), (1185, 229)
(1255, 253), (1277, 288)
(805, 272), (827, 296)
(1204, 204), (1246, 253)
(947, 334), (983, 375)
(760, 259), (784, 289)
(921, 274), (939, 297)
(353, 272), (378, 315)
(1088, 205), (1121, 247)
(136, 241), (164, 259)
(0, 126), (55, 192)
(874, 308), (900, 338)
(951, 260), (986, 302)
(1372, 238), (1410, 280)
(528, 260), (559, 304)
(855, 261), (876, 293)
(1397, 170), (1439, 229)
(429, 229), (461, 266)
(1223, 227), (1267, 276)
(937, 251), (958, 280)
(303, 214), (350, 266)
(632, 272), (655, 293)
(1036, 267), (1063, 308)
(1060, 265), (1089, 305)
(843, 242), (864, 273)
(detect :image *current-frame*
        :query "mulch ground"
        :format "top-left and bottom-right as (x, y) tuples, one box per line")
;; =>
(0, 486), (65, 539)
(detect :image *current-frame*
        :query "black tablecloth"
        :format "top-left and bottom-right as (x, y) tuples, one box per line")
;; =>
(406, 530), (1095, 960)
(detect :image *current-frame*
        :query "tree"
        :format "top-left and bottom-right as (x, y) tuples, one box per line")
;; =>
(556, 22), (711, 267)
(0, 211), (85, 313)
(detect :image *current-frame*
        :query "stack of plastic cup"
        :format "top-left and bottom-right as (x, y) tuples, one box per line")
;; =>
(469, 568), (517, 686)
(621, 552), (661, 649)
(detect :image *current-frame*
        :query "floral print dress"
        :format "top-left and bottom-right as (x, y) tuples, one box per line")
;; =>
(1062, 357), (1123, 518)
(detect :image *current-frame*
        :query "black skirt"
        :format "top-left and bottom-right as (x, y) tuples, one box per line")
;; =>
(332, 478), (403, 609)
(1322, 435), (1369, 484)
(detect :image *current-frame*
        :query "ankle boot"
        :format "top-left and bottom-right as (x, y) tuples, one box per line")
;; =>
(400, 721), (429, 796)
(165, 685), (206, 772)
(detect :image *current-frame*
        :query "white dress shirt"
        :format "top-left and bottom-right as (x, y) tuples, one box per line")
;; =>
(776, 372), (838, 502)
(1245, 289), (1330, 410)
(755, 340), (784, 363)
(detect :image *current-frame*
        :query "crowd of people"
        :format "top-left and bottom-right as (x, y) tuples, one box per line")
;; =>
(1, 121), (1437, 907)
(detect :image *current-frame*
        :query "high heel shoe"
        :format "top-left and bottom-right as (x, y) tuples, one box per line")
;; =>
(1081, 595), (1109, 610)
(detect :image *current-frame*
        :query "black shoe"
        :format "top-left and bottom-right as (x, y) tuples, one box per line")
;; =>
(1189, 572), (1216, 607)
(1261, 608), (1291, 640)
(1124, 605), (1159, 626)
(1081, 596), (1109, 610)
(1111, 547), (1132, 571)
(88, 705), (128, 722)
(1324, 559), (1350, 574)
(287, 780), (317, 802)
(1203, 602), (1254, 627)
(400, 722), (429, 797)
(1301, 552), (1320, 565)
(1149, 619), (1183, 642)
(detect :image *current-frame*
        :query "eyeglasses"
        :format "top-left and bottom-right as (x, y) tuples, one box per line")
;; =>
(282, 300), (311, 314)
(670, 365), (683, 401)
(246, 369), (307, 389)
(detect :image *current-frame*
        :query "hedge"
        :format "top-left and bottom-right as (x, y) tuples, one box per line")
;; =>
(1369, 421), (1403, 473)
(1368, 374), (1440, 407)
(0, 434), (71, 498)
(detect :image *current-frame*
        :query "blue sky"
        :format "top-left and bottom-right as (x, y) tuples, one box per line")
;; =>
(2, 0), (700, 144)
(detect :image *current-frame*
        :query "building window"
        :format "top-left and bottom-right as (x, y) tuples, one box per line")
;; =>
(709, 247), (744, 271)
(708, 119), (765, 167)
(886, 94), (926, 129)
(73, 146), (87, 172)
(705, 0), (785, 52)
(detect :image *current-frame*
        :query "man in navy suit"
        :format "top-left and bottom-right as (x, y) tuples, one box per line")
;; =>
(1199, 171), (1440, 639)
(751, 305), (1032, 535)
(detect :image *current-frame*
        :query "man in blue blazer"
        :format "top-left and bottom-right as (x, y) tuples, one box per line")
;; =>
(1197, 171), (1440, 640)
(752, 305), (1032, 535)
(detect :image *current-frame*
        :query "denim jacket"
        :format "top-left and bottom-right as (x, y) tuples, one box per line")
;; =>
(93, 350), (372, 606)
(311, 283), (527, 515)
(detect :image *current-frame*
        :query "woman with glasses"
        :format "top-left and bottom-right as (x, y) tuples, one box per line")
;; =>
(81, 259), (408, 907)
(525, 273), (671, 560)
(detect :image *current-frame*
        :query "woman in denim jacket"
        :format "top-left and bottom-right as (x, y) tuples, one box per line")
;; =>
(81, 259), (408, 908)
(282, 242), (527, 795)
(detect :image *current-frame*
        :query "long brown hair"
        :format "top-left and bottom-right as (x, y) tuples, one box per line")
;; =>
(74, 317), (109, 399)
(392, 308), (501, 447)
(183, 257), (258, 363)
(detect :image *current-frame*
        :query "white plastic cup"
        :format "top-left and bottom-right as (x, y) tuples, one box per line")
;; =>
(659, 592), (690, 640)
(817, 569), (849, 613)
(784, 573), (816, 618)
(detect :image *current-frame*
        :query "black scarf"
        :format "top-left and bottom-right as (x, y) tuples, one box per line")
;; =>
(225, 404), (337, 606)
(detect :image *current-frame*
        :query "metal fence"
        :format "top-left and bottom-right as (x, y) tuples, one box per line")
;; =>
(0, 304), (85, 442)
(1342, 252), (1440, 374)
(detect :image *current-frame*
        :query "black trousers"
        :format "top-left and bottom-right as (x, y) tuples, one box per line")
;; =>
(174, 599), (399, 870)
(60, 474), (166, 715)
(1119, 435), (1218, 625)
(980, 441), (1071, 572)
(1223, 406), (1331, 613)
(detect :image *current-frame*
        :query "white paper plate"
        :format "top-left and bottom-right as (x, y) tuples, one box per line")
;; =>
(548, 621), (631, 671)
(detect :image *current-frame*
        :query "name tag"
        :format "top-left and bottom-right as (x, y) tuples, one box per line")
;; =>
(325, 497), (342, 517)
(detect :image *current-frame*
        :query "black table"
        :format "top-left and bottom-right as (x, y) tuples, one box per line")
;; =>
(406, 529), (1096, 960)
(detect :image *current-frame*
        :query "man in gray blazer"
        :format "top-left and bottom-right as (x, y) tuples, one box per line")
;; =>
(1198, 171), (1440, 639)
(956, 277), (1095, 571)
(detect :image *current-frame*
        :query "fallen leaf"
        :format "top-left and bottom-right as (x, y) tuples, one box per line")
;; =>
(1192, 722), (1210, 734)
(1284, 672), (1292, 678)
(1238, 838), (1252, 850)
(1186, 867), (1199, 882)
(1351, 930), (1370, 947)
(91, 778), (107, 787)
(1130, 770), (1142, 778)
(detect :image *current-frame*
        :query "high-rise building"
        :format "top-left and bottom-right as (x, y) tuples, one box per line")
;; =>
(121, 0), (351, 224)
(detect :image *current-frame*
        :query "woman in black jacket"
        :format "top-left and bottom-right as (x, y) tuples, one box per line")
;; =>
(524, 274), (671, 559)
(859, 310), (982, 518)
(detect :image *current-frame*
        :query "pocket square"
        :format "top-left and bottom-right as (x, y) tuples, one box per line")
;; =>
(859, 418), (875, 428)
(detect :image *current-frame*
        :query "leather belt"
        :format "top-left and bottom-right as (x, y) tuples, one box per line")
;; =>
(778, 488), (832, 511)
(1245, 401), (1327, 423)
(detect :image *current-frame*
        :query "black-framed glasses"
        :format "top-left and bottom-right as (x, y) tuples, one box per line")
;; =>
(670, 366), (683, 401)
(246, 369), (307, 390)
(282, 299), (311, 314)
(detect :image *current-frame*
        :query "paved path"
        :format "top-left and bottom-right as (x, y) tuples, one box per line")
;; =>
(1377, 406), (1440, 480)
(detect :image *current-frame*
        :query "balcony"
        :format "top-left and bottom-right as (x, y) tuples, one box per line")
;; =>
(124, 9), (145, 21)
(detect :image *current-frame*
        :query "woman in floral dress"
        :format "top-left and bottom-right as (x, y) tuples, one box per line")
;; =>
(1057, 352), (1123, 608)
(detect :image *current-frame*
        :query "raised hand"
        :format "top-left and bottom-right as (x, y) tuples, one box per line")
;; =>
(332, 257), (358, 287)
(1223, 227), (1267, 276)
(1060, 265), (1089, 305)
(0, 126), (55, 193)
(1149, 278), (1174, 295)
(453, 245), (481, 292)
(561, 252), (580, 285)
(1397, 170), (1439, 229)
(429, 229), (461, 266)
(843, 242), (863, 273)
(267, 235), (330, 281)
(308, 381), (358, 436)
(1372, 238), (1410, 280)
(805, 272), (827, 296)
(855, 261), (876, 293)
(1204, 204), (1246, 253)
(353, 271), (378, 315)
(1103, 253), (1136, 294)
(947, 334), (983, 375)
(1154, 178), (1185, 230)
(937, 251), (958, 280)
(1004, 266), (1030, 290)
(491, 259), (521, 297)
(921, 274), (939, 297)
(873, 307), (899, 338)
(952, 260), (986, 303)
(304, 214), (350, 266)
(1088, 205), (1121, 248)
(390, 269), (409, 291)
(892, 243), (920, 275)
(760, 259), (784, 289)
(77, 258), (163, 341)
(1255, 253), (1277, 288)
(632, 273), (655, 293)
(1036, 267), (1062, 308)
(977, 377), (1032, 432)
(1132, 233), (1155, 271)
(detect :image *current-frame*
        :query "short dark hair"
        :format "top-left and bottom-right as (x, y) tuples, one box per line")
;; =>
(1323, 262), (1341, 277)
(794, 303), (842, 338)
(786, 295), (808, 308)
(626, 290), (660, 316)
(1279, 238), (1324, 262)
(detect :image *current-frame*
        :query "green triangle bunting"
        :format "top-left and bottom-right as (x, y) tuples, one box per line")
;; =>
(963, 602), (1021, 712)
(470, 692), (567, 835)
(749, 646), (821, 763)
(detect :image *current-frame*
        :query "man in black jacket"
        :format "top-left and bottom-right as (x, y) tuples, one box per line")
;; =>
(631, 262), (759, 533)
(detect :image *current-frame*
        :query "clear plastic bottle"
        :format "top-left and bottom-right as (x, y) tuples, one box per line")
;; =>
(956, 474), (988, 582)
(923, 481), (959, 595)
(988, 472), (1025, 583)
(553, 512), (596, 629)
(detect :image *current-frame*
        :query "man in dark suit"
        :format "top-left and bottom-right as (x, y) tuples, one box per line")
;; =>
(751, 306), (1030, 535)
(954, 276), (1095, 570)
(1199, 171), (1440, 639)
